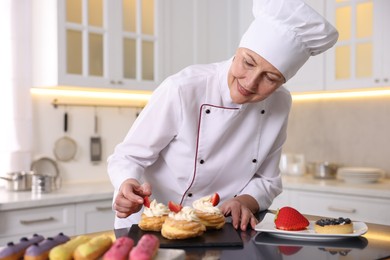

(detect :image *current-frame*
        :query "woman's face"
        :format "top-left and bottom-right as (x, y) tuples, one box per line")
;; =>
(228, 48), (285, 104)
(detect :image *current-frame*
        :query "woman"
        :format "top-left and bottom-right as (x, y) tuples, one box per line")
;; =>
(108, 0), (338, 231)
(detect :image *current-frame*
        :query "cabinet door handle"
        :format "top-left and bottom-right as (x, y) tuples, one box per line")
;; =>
(20, 216), (55, 225)
(96, 206), (112, 211)
(328, 206), (356, 213)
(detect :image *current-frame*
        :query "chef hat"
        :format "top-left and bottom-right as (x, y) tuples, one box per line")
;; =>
(239, 0), (339, 81)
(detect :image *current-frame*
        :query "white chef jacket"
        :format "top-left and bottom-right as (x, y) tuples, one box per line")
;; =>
(107, 59), (292, 228)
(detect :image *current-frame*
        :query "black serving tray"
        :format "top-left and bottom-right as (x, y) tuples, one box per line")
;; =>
(128, 223), (243, 249)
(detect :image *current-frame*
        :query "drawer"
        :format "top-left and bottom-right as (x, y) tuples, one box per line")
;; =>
(291, 191), (390, 225)
(75, 200), (114, 235)
(269, 190), (291, 210)
(0, 204), (76, 239)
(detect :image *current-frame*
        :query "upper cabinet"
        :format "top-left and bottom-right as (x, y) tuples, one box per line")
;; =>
(326, 0), (390, 90)
(284, 0), (327, 93)
(159, 0), (245, 79)
(32, 0), (160, 90)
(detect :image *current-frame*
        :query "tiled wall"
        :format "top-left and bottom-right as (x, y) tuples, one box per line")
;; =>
(32, 94), (138, 184)
(283, 96), (390, 177)
(32, 94), (390, 184)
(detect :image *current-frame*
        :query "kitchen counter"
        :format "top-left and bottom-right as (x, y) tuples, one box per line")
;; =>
(282, 175), (390, 199)
(112, 212), (390, 260)
(0, 181), (114, 211)
(1, 176), (389, 211)
(2, 212), (389, 259)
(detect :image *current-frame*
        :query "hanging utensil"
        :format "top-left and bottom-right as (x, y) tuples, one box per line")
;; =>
(90, 108), (102, 163)
(53, 111), (77, 162)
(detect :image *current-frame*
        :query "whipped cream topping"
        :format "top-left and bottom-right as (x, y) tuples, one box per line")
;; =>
(168, 206), (200, 221)
(192, 195), (221, 214)
(143, 199), (170, 217)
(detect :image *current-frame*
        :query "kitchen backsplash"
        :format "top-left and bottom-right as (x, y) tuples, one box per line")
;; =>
(283, 95), (390, 177)
(31, 92), (390, 184)
(32, 93), (138, 184)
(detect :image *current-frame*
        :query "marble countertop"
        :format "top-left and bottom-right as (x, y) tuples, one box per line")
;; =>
(282, 174), (390, 199)
(0, 181), (114, 211)
(1, 176), (389, 212)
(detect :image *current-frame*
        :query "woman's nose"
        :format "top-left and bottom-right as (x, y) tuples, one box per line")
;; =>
(245, 71), (262, 90)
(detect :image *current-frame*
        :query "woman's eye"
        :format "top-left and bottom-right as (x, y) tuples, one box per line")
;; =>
(243, 58), (254, 67)
(265, 74), (278, 83)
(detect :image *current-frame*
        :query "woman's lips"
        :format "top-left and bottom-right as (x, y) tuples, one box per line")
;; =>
(237, 82), (253, 97)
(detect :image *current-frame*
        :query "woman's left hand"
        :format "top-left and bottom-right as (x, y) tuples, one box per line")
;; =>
(219, 195), (259, 231)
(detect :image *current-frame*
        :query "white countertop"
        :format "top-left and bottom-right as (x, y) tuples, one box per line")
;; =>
(282, 175), (390, 199)
(1, 176), (389, 212)
(0, 181), (114, 211)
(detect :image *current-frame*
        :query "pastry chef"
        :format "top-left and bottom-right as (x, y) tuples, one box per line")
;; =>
(108, 0), (338, 230)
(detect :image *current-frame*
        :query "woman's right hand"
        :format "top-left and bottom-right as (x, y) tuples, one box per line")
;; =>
(113, 178), (152, 218)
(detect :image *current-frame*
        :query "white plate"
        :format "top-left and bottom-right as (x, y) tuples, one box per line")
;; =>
(156, 249), (186, 260)
(339, 176), (381, 184)
(255, 213), (368, 241)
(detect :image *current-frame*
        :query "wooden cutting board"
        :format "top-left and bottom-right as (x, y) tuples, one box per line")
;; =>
(128, 223), (243, 248)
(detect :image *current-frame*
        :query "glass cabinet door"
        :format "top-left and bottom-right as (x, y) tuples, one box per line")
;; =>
(122, 0), (156, 82)
(325, 0), (389, 90)
(334, 0), (373, 81)
(66, 0), (105, 78)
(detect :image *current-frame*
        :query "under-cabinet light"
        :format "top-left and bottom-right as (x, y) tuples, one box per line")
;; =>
(31, 87), (152, 108)
(292, 88), (390, 101)
(31, 87), (151, 100)
(31, 86), (390, 105)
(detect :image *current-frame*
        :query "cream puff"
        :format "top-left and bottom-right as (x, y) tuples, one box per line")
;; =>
(193, 194), (225, 230)
(138, 199), (170, 232)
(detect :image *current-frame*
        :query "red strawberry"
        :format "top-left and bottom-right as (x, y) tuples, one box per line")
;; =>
(143, 196), (151, 208)
(210, 193), (220, 206)
(274, 206), (309, 231)
(168, 201), (182, 213)
(278, 246), (302, 255)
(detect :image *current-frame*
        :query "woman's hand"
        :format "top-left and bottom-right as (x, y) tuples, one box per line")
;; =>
(113, 178), (152, 218)
(219, 195), (259, 231)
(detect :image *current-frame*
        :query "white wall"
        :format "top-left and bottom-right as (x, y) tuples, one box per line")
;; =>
(32, 92), (390, 185)
(283, 96), (390, 177)
(31, 93), (138, 184)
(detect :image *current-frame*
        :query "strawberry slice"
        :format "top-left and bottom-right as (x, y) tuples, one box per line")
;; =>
(274, 206), (309, 231)
(143, 196), (151, 208)
(210, 193), (220, 206)
(168, 201), (182, 213)
(278, 246), (302, 255)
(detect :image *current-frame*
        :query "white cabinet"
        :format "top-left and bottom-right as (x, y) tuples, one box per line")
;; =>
(271, 188), (390, 226)
(0, 204), (76, 245)
(75, 200), (114, 235)
(284, 0), (327, 93)
(292, 191), (390, 225)
(0, 199), (114, 246)
(269, 190), (291, 211)
(160, 0), (244, 78)
(326, 0), (390, 90)
(32, 0), (160, 90)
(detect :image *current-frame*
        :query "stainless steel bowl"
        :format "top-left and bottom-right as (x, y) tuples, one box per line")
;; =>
(0, 171), (35, 191)
(307, 162), (340, 179)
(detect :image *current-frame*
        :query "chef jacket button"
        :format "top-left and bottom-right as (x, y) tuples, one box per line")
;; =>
(188, 193), (193, 197)
(261, 110), (265, 114)
(205, 109), (211, 114)
(252, 159), (257, 163)
(200, 159), (205, 164)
